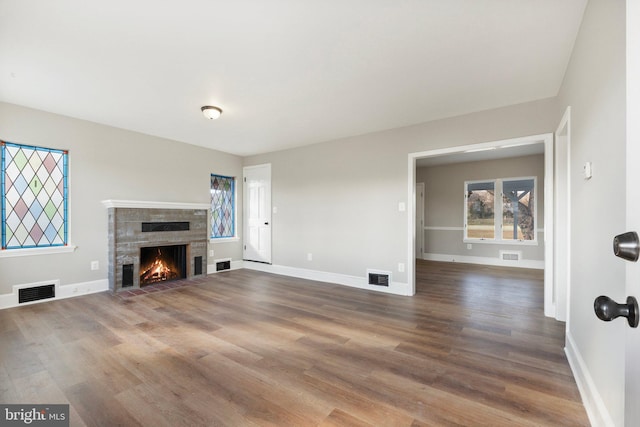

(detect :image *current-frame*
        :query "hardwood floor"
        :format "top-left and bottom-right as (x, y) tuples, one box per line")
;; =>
(0, 261), (589, 426)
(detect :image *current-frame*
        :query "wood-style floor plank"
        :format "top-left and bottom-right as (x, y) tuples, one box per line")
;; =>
(0, 260), (589, 426)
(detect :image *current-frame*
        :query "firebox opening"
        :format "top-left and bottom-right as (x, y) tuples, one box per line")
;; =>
(140, 245), (187, 286)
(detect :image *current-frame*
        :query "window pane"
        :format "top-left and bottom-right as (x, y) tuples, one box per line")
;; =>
(1, 142), (68, 249)
(210, 174), (235, 238)
(502, 178), (535, 240)
(466, 182), (494, 239)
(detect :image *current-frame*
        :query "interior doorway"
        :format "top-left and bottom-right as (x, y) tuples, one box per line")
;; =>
(243, 164), (272, 264)
(407, 133), (558, 319)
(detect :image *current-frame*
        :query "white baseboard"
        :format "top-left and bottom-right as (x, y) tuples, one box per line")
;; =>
(565, 331), (615, 427)
(242, 261), (412, 296)
(421, 252), (544, 270)
(0, 279), (109, 310)
(207, 260), (243, 274)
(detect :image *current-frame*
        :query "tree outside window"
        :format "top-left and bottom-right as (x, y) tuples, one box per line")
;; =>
(465, 177), (536, 243)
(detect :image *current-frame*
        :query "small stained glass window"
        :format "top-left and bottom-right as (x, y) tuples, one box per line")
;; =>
(1, 141), (69, 249)
(210, 174), (235, 238)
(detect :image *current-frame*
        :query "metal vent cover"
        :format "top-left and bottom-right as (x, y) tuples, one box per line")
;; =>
(500, 251), (521, 261)
(19, 284), (55, 304)
(368, 273), (389, 286)
(216, 260), (231, 272)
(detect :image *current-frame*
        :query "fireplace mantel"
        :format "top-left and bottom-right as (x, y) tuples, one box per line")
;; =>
(102, 199), (210, 210)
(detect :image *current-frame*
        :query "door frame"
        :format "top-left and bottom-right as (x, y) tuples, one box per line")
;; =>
(625, 0), (640, 423)
(554, 107), (571, 322)
(407, 133), (555, 318)
(415, 182), (425, 259)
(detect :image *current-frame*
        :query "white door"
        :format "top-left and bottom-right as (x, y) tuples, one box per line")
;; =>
(243, 164), (272, 264)
(625, 3), (640, 423)
(415, 182), (425, 259)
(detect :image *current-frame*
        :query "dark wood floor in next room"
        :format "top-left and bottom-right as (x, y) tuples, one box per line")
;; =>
(0, 260), (589, 426)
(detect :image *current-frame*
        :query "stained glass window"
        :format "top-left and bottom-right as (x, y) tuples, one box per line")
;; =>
(210, 174), (235, 238)
(1, 141), (68, 249)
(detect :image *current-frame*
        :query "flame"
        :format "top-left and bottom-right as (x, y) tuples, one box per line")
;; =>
(140, 248), (179, 285)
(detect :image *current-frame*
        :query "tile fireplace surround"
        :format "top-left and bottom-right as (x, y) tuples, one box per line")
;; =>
(102, 200), (209, 293)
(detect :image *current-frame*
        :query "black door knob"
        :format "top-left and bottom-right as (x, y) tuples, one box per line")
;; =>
(613, 231), (640, 261)
(594, 295), (639, 328)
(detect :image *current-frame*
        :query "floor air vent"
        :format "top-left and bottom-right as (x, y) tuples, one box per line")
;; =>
(19, 284), (55, 304)
(368, 272), (389, 287)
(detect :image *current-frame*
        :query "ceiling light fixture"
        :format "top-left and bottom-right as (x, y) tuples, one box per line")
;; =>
(201, 106), (223, 120)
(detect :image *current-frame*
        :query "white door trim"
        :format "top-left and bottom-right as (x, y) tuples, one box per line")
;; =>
(415, 182), (425, 259)
(554, 107), (571, 322)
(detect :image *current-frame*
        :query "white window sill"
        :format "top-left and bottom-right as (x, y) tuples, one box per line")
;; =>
(210, 237), (239, 244)
(0, 245), (78, 258)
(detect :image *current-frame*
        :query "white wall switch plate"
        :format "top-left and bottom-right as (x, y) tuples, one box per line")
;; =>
(90, 261), (99, 271)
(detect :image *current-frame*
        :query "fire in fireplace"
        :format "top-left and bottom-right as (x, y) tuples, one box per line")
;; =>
(139, 245), (187, 286)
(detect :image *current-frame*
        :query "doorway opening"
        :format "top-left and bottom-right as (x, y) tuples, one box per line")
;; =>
(408, 133), (557, 318)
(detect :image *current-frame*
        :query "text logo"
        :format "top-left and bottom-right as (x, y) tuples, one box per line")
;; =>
(1, 405), (69, 426)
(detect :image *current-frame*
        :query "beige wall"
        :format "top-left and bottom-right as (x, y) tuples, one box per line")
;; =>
(416, 154), (545, 263)
(244, 97), (558, 290)
(0, 102), (244, 295)
(1, 97), (559, 299)
(557, 0), (627, 424)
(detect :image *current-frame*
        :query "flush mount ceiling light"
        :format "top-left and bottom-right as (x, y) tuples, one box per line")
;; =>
(201, 106), (223, 120)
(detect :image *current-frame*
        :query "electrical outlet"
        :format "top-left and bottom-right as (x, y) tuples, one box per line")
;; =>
(209, 249), (215, 257)
(467, 243), (472, 250)
(398, 262), (405, 273)
(307, 253), (313, 261)
(90, 261), (99, 271)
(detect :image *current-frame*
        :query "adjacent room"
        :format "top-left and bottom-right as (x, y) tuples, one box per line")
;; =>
(1, 1), (638, 426)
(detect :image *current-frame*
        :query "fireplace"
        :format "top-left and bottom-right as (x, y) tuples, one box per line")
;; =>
(140, 245), (187, 286)
(103, 200), (209, 293)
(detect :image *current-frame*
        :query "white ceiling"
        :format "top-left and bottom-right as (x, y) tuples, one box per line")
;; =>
(0, 0), (587, 157)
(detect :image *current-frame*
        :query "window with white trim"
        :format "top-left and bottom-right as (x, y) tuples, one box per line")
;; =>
(464, 177), (537, 244)
(1, 141), (69, 250)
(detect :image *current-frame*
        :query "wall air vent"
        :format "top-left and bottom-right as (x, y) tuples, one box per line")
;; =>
(368, 271), (390, 287)
(216, 259), (231, 272)
(500, 250), (522, 261)
(18, 284), (55, 304)
(194, 256), (203, 276)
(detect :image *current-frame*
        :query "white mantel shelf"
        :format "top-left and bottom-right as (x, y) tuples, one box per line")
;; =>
(101, 200), (210, 210)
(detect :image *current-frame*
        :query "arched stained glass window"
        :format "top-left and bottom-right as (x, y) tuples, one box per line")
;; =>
(1, 141), (68, 249)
